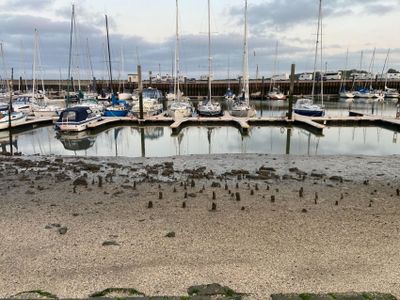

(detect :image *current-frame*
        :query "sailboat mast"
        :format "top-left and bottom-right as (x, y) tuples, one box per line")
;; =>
(207, 0), (212, 102)
(242, 0), (249, 104)
(270, 40), (278, 92)
(32, 29), (37, 100)
(319, 0), (323, 105)
(66, 4), (74, 105)
(227, 56), (230, 89)
(382, 48), (390, 88)
(174, 0), (180, 101)
(339, 48), (349, 92)
(311, 0), (322, 101)
(105, 14), (113, 94)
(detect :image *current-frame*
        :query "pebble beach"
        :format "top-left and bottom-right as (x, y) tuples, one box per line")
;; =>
(0, 154), (399, 299)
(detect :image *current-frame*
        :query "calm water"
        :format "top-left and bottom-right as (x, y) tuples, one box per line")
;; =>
(0, 98), (399, 157)
(1, 125), (398, 157)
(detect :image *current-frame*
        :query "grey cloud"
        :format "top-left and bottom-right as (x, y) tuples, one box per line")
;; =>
(229, 0), (400, 31)
(1, 0), (54, 10)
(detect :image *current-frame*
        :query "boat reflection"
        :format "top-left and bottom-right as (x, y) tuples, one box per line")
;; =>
(56, 131), (97, 151)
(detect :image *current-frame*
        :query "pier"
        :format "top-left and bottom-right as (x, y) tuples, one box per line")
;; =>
(4, 111), (400, 137)
(10, 79), (400, 98)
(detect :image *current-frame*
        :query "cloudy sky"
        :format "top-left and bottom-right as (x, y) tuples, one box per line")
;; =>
(1, 0), (400, 80)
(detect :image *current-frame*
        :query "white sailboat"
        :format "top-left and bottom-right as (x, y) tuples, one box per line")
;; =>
(224, 57), (236, 101)
(339, 49), (354, 99)
(382, 49), (399, 99)
(268, 41), (287, 100)
(294, 0), (325, 117)
(197, 0), (222, 117)
(30, 29), (62, 118)
(231, 0), (256, 118)
(167, 0), (193, 119)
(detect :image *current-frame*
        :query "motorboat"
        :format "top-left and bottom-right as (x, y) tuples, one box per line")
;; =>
(268, 87), (287, 100)
(32, 104), (61, 118)
(0, 111), (27, 130)
(12, 96), (34, 114)
(294, 98), (325, 117)
(132, 87), (163, 117)
(118, 92), (133, 101)
(55, 106), (101, 132)
(72, 99), (105, 115)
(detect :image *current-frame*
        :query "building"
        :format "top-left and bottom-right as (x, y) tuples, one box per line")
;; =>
(128, 74), (139, 83)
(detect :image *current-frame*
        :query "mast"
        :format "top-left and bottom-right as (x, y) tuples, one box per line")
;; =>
(207, 0), (212, 102)
(319, 0), (323, 106)
(86, 38), (95, 92)
(270, 41), (278, 92)
(105, 15), (113, 94)
(242, 0), (249, 104)
(66, 4), (74, 106)
(174, 0), (180, 101)
(32, 29), (37, 101)
(367, 47), (376, 89)
(339, 48), (349, 93)
(227, 56), (230, 89)
(311, 0), (322, 101)
(381, 48), (390, 89)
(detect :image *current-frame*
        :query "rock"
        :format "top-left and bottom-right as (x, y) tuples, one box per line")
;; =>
(211, 181), (221, 188)
(147, 201), (153, 208)
(165, 231), (176, 238)
(187, 283), (238, 297)
(102, 240), (119, 246)
(73, 177), (88, 187)
(188, 193), (197, 198)
(330, 175), (343, 182)
(58, 227), (68, 235)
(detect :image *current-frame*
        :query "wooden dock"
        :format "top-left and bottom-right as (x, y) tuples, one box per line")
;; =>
(2, 111), (400, 136)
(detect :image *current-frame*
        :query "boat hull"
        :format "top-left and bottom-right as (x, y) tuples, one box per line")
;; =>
(103, 110), (129, 117)
(294, 109), (325, 117)
(55, 116), (102, 132)
(0, 112), (27, 130)
(230, 108), (256, 118)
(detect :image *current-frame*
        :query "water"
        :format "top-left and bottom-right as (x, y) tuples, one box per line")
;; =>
(0, 98), (399, 157)
(1, 125), (398, 157)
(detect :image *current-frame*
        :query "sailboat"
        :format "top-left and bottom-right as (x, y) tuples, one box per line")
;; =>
(381, 49), (399, 99)
(103, 15), (129, 117)
(268, 41), (287, 100)
(167, 0), (193, 119)
(197, 0), (222, 117)
(230, 0), (256, 118)
(339, 49), (354, 99)
(294, 0), (325, 117)
(224, 57), (236, 101)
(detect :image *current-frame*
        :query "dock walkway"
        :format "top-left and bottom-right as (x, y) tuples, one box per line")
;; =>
(3, 111), (400, 136)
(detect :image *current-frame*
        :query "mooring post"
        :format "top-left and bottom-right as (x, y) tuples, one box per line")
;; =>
(8, 68), (14, 156)
(286, 128), (292, 155)
(137, 65), (144, 120)
(140, 127), (146, 157)
(288, 64), (295, 120)
(261, 76), (265, 100)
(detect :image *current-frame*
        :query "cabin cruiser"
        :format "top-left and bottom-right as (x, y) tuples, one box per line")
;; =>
(132, 87), (163, 117)
(72, 99), (105, 115)
(55, 106), (101, 132)
(294, 98), (325, 117)
(0, 111), (27, 130)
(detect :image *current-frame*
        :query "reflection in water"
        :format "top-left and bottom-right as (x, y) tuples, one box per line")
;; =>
(7, 124), (397, 157)
(57, 132), (96, 152)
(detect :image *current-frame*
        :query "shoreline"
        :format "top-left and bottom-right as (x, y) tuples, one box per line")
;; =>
(0, 154), (399, 299)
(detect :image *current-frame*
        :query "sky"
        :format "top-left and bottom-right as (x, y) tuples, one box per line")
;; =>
(1, 0), (400, 80)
